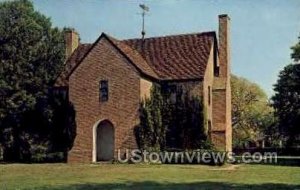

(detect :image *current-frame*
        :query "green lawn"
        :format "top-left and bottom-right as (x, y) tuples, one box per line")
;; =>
(1, 164), (300, 190)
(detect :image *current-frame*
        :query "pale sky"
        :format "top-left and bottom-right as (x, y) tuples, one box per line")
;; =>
(32, 0), (300, 97)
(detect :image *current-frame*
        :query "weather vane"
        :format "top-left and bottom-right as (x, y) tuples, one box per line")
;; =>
(139, 4), (149, 39)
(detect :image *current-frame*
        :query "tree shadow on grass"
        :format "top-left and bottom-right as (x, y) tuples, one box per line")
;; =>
(34, 181), (300, 190)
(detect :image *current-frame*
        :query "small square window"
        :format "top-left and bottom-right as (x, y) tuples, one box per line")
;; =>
(99, 80), (108, 102)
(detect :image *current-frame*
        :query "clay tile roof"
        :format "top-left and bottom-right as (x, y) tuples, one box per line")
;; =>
(105, 34), (159, 79)
(55, 44), (92, 86)
(55, 31), (215, 86)
(123, 32), (215, 80)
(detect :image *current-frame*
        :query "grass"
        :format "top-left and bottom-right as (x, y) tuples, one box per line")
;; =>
(0, 164), (300, 190)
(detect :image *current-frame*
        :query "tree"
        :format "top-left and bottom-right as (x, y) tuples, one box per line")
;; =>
(291, 35), (300, 63)
(231, 75), (277, 148)
(272, 55), (300, 147)
(0, 0), (65, 161)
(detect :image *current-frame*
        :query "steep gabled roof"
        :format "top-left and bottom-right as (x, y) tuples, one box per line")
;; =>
(105, 34), (159, 79)
(123, 32), (215, 80)
(55, 43), (92, 86)
(55, 31), (216, 86)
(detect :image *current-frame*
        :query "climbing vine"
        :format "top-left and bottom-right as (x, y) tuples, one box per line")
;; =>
(136, 84), (209, 151)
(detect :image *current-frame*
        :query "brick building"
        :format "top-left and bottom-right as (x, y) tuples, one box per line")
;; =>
(55, 15), (232, 163)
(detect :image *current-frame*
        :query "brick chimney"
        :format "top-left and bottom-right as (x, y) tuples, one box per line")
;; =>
(65, 29), (79, 60)
(211, 14), (232, 152)
(218, 14), (230, 78)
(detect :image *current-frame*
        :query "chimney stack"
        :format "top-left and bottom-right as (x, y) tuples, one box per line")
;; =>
(65, 29), (79, 60)
(218, 14), (230, 78)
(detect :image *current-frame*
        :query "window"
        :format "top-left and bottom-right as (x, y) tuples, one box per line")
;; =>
(169, 85), (177, 104)
(99, 80), (108, 102)
(161, 83), (181, 104)
(208, 86), (211, 105)
(208, 120), (212, 132)
(214, 66), (220, 77)
(165, 84), (177, 104)
(52, 87), (68, 101)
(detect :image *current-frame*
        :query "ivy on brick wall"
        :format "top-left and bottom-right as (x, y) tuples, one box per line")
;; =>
(136, 85), (210, 151)
(136, 85), (164, 151)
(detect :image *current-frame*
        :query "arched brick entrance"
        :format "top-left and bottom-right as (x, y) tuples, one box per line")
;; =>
(94, 120), (114, 161)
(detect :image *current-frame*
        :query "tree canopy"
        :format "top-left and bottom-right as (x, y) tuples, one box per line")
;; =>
(0, 0), (67, 161)
(231, 75), (277, 148)
(0, 0), (64, 119)
(272, 35), (300, 147)
(291, 35), (300, 63)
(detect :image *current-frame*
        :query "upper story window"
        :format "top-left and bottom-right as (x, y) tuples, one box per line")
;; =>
(169, 85), (177, 104)
(162, 83), (177, 104)
(208, 86), (211, 105)
(99, 80), (108, 102)
(208, 120), (212, 131)
(214, 66), (220, 77)
(52, 87), (68, 101)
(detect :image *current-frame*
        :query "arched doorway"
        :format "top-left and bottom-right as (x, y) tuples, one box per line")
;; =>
(95, 120), (114, 161)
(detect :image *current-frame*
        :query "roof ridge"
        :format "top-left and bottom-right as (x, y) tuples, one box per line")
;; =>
(104, 33), (160, 79)
(122, 31), (216, 41)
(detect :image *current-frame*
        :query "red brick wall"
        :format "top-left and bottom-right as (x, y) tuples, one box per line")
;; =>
(211, 88), (227, 150)
(203, 44), (215, 134)
(211, 80), (232, 152)
(68, 37), (140, 163)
